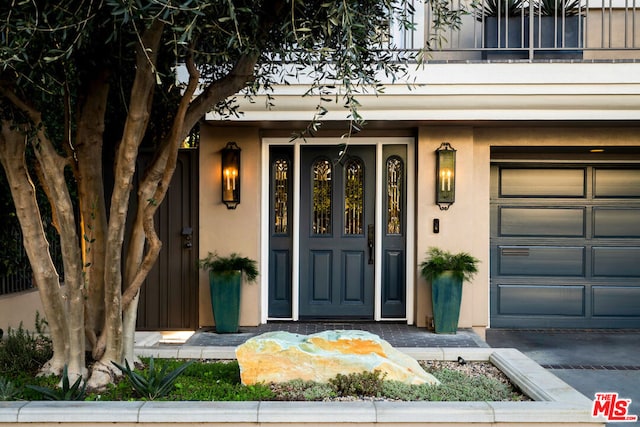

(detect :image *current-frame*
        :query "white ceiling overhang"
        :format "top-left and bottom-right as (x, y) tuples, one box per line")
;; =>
(205, 62), (640, 122)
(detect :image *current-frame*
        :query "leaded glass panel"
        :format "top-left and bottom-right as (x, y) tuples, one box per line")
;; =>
(387, 157), (403, 235)
(344, 158), (364, 235)
(273, 158), (289, 234)
(313, 159), (332, 235)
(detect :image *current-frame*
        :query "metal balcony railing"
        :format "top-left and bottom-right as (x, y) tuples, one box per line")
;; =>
(391, 0), (640, 60)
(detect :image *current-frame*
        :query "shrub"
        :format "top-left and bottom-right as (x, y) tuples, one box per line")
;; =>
(269, 379), (336, 401)
(177, 381), (274, 401)
(154, 359), (273, 401)
(0, 318), (52, 377)
(382, 368), (520, 401)
(329, 370), (387, 397)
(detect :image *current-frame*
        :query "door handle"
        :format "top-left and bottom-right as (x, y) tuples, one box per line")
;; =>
(181, 227), (193, 249)
(367, 224), (374, 265)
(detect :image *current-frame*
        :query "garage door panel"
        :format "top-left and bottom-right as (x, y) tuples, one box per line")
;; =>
(593, 208), (640, 237)
(593, 286), (640, 316)
(492, 163), (640, 329)
(500, 207), (584, 237)
(499, 246), (584, 276)
(592, 247), (640, 277)
(500, 168), (585, 197)
(498, 285), (584, 316)
(594, 169), (640, 197)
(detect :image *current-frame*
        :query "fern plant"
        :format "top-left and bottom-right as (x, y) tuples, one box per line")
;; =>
(198, 252), (259, 282)
(113, 357), (194, 400)
(26, 365), (86, 401)
(420, 247), (480, 282)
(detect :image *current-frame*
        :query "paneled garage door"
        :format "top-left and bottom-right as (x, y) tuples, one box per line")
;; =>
(490, 163), (640, 328)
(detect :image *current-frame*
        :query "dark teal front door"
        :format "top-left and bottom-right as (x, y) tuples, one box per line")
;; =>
(299, 146), (376, 319)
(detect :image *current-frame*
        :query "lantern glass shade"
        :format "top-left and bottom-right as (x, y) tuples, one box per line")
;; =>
(435, 142), (456, 210)
(221, 142), (241, 209)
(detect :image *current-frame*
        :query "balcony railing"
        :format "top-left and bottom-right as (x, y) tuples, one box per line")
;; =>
(392, 0), (640, 60)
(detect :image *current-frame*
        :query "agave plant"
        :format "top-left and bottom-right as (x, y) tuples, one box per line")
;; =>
(474, 0), (526, 19)
(534, 0), (583, 16)
(0, 377), (20, 401)
(26, 365), (86, 401)
(113, 357), (194, 400)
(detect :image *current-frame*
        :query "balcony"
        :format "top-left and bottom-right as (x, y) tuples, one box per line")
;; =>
(206, 1), (640, 123)
(393, 0), (640, 61)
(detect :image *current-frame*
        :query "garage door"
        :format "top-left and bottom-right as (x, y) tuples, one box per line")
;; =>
(490, 163), (640, 328)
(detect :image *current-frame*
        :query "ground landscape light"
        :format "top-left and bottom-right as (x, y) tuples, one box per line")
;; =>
(436, 142), (456, 210)
(221, 141), (241, 209)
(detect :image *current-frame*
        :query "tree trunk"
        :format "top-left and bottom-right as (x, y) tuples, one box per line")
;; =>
(88, 20), (164, 389)
(122, 291), (140, 365)
(29, 118), (86, 381)
(0, 122), (69, 376)
(75, 73), (110, 352)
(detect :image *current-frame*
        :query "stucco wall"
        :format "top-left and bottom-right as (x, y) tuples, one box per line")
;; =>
(0, 289), (44, 332)
(415, 126), (491, 333)
(198, 124), (262, 328)
(197, 123), (639, 333)
(3, 125), (637, 334)
(476, 126), (640, 148)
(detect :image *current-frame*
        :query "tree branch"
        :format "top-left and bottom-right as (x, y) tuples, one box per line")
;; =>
(122, 48), (201, 309)
(182, 51), (259, 138)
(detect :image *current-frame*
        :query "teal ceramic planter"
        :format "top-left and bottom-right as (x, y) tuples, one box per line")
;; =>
(431, 271), (463, 334)
(209, 270), (242, 333)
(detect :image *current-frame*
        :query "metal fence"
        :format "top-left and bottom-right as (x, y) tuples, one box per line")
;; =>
(393, 0), (640, 60)
(0, 226), (63, 296)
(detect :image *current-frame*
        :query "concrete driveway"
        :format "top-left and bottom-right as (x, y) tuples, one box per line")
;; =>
(486, 329), (640, 427)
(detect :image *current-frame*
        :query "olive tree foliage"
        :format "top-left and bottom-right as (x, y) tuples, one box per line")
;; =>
(0, 0), (460, 388)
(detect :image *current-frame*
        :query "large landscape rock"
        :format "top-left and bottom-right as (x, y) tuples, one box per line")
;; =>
(235, 330), (440, 386)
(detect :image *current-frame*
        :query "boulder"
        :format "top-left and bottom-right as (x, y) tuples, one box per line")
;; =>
(235, 330), (440, 386)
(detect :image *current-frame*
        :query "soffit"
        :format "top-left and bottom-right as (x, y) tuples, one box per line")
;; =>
(206, 62), (640, 122)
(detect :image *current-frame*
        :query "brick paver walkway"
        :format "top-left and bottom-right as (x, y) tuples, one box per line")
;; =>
(184, 322), (488, 348)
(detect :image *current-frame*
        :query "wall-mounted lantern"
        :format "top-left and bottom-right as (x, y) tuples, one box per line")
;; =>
(221, 141), (241, 209)
(435, 142), (456, 210)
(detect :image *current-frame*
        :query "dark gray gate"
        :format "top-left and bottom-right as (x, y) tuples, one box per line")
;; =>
(136, 149), (199, 330)
(490, 164), (640, 328)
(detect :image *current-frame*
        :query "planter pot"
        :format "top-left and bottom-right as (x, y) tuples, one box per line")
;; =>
(532, 15), (583, 59)
(209, 270), (242, 333)
(431, 271), (463, 334)
(483, 16), (529, 59)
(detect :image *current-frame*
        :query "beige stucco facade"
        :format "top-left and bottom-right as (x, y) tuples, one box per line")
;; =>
(3, 123), (638, 334)
(415, 126), (490, 335)
(198, 125), (262, 328)
(0, 289), (44, 331)
(187, 122), (638, 335)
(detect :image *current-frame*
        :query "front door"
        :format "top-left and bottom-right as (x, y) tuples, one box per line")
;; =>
(299, 146), (376, 319)
(266, 139), (410, 321)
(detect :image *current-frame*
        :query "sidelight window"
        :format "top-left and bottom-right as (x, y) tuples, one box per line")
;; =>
(273, 158), (289, 234)
(386, 156), (403, 235)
